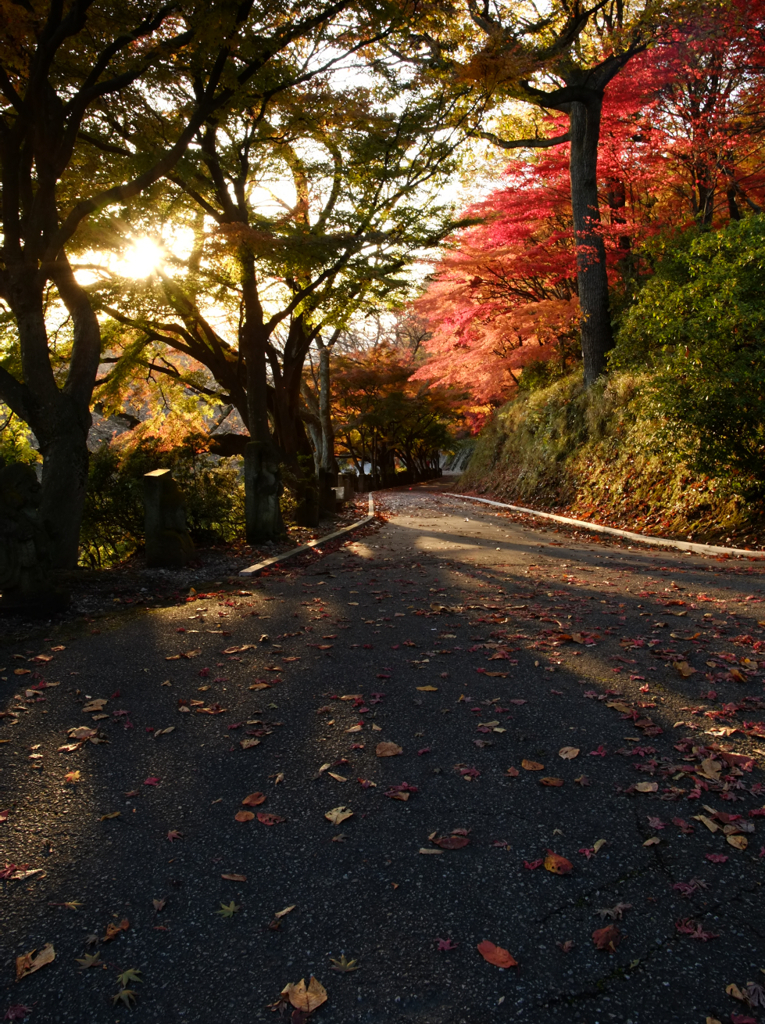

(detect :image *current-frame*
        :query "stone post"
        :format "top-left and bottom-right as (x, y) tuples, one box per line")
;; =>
(244, 441), (284, 543)
(143, 469), (195, 567)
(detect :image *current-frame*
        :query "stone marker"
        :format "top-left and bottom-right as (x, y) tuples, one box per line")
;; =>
(143, 469), (195, 567)
(0, 463), (68, 613)
(244, 441), (284, 543)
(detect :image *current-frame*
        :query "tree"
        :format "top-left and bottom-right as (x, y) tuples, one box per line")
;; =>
(0, 0), (377, 565)
(94, 76), (463, 532)
(405, 0), (666, 385)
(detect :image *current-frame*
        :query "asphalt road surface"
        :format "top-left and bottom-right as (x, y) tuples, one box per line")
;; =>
(2, 484), (764, 1024)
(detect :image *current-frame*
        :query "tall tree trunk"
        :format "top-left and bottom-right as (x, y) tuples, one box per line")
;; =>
(568, 98), (614, 386)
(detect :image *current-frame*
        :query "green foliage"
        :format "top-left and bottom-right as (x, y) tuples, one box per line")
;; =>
(80, 435), (244, 569)
(0, 410), (40, 466)
(462, 369), (763, 546)
(613, 215), (765, 493)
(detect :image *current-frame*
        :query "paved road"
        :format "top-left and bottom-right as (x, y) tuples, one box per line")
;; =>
(2, 485), (764, 1024)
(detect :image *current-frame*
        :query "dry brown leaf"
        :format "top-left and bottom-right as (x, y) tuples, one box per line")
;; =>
(15, 943), (55, 980)
(376, 742), (403, 757)
(643, 837), (660, 846)
(242, 792), (266, 806)
(673, 660), (696, 678)
(727, 834), (748, 850)
(476, 940), (517, 968)
(699, 758), (722, 781)
(68, 726), (96, 740)
(102, 918), (129, 942)
(82, 699), (107, 713)
(544, 852), (572, 875)
(635, 781), (658, 793)
(558, 747), (580, 759)
(521, 759), (544, 771)
(274, 904), (296, 919)
(606, 702), (633, 714)
(416, 686), (438, 692)
(240, 738), (260, 750)
(234, 810), (255, 822)
(282, 976), (327, 1013)
(540, 777), (564, 787)
(221, 873), (246, 882)
(325, 806), (353, 825)
(592, 925), (621, 952)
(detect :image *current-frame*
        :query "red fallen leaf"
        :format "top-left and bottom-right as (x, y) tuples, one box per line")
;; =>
(524, 858), (543, 870)
(544, 852), (572, 875)
(592, 925), (621, 952)
(166, 830), (182, 842)
(589, 746), (607, 757)
(257, 812), (285, 826)
(506, 767), (520, 777)
(705, 853), (728, 863)
(4, 1006), (33, 1021)
(417, 747), (432, 755)
(242, 792), (266, 806)
(0, 810), (9, 823)
(730, 1015), (757, 1024)
(102, 917), (130, 941)
(144, 777), (160, 786)
(234, 810), (255, 822)
(557, 939), (575, 953)
(436, 938), (458, 951)
(672, 817), (694, 834)
(674, 918), (719, 940)
(476, 940), (517, 968)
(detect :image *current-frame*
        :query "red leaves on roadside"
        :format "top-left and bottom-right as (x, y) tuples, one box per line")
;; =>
(242, 792), (266, 806)
(436, 938), (458, 951)
(431, 829), (470, 849)
(477, 940), (517, 968)
(257, 812), (285, 826)
(675, 918), (719, 941)
(592, 925), (622, 952)
(705, 852), (729, 863)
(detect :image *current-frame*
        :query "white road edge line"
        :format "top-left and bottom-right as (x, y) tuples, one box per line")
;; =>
(443, 492), (765, 560)
(239, 493), (375, 577)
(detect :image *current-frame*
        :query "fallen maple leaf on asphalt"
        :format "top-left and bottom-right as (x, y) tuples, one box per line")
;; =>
(282, 977), (328, 1013)
(524, 858), (543, 870)
(242, 792), (266, 806)
(705, 853), (728, 863)
(217, 901), (240, 918)
(4, 1007), (33, 1021)
(325, 806), (353, 825)
(436, 938), (458, 951)
(596, 903), (632, 920)
(166, 830), (182, 841)
(102, 918), (129, 942)
(430, 831), (470, 850)
(544, 852), (572, 875)
(330, 954), (359, 972)
(144, 777), (159, 786)
(15, 944), (55, 980)
(221, 873), (246, 882)
(376, 742), (403, 757)
(75, 953), (102, 969)
(234, 810), (255, 822)
(675, 918), (719, 940)
(257, 812), (285, 825)
(635, 782), (658, 793)
(63, 771), (80, 785)
(521, 759), (544, 771)
(477, 940), (517, 968)
(592, 926), (621, 952)
(540, 777), (564, 787)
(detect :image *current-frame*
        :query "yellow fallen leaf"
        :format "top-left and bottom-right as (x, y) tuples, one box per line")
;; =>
(606, 702), (633, 714)
(726, 983), (746, 1001)
(558, 747), (580, 759)
(324, 806), (353, 825)
(521, 759), (544, 771)
(274, 904), (296, 919)
(416, 686), (438, 692)
(593, 839), (607, 854)
(282, 976), (327, 1013)
(327, 773), (347, 782)
(693, 814), (719, 833)
(643, 837), (660, 846)
(16, 943), (55, 980)
(634, 782), (658, 793)
(727, 834), (748, 850)
(419, 847), (443, 854)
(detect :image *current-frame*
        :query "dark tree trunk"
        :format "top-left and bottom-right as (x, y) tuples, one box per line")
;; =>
(568, 98), (614, 386)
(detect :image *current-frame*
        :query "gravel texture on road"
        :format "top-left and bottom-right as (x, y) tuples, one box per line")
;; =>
(2, 483), (764, 1024)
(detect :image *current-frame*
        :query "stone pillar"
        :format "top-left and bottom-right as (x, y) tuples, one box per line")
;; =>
(244, 441), (284, 543)
(143, 469), (195, 567)
(318, 468), (337, 515)
(337, 473), (355, 502)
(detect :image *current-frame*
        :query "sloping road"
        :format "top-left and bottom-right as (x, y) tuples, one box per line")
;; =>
(2, 484), (764, 1024)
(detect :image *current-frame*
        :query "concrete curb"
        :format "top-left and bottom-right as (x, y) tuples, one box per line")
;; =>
(443, 492), (765, 560)
(239, 494), (375, 577)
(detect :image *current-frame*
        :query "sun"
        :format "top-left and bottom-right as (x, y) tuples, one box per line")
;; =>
(119, 237), (164, 278)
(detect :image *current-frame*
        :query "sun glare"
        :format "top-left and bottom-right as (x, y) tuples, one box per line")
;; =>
(120, 237), (164, 278)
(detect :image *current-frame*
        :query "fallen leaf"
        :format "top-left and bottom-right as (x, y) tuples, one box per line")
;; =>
(75, 953), (101, 970)
(82, 699), (107, 713)
(325, 806), (353, 825)
(242, 792), (266, 806)
(431, 832), (470, 850)
(558, 747), (580, 759)
(592, 925), (621, 952)
(522, 759), (544, 771)
(216, 901), (240, 918)
(67, 726), (96, 740)
(673, 660), (696, 678)
(63, 771), (81, 785)
(727, 835), (748, 850)
(476, 940), (517, 968)
(635, 782), (659, 793)
(416, 686), (438, 692)
(15, 944), (55, 980)
(102, 918), (129, 942)
(643, 837), (661, 846)
(375, 742), (403, 757)
(240, 738), (260, 750)
(257, 812), (285, 825)
(282, 976), (328, 1013)
(221, 873), (247, 882)
(330, 954), (360, 972)
(540, 777), (564, 787)
(544, 852), (573, 875)
(274, 904), (296, 919)
(234, 810), (255, 823)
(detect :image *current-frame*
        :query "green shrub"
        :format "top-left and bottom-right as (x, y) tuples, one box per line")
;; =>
(80, 434), (244, 568)
(613, 215), (765, 493)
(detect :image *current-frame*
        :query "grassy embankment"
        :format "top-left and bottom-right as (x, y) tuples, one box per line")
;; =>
(460, 369), (765, 549)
